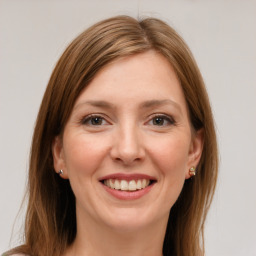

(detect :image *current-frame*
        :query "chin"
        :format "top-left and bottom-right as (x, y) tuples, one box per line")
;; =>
(99, 206), (168, 234)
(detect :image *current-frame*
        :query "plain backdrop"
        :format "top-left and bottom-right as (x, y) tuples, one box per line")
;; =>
(1, 0), (256, 255)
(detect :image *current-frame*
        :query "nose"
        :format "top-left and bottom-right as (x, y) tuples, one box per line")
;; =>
(110, 123), (145, 166)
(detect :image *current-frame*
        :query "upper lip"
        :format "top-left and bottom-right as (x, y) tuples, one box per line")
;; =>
(99, 173), (157, 182)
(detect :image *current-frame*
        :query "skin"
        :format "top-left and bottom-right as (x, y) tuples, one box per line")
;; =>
(52, 50), (203, 256)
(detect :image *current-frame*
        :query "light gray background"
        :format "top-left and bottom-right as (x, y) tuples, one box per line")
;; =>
(1, 0), (256, 255)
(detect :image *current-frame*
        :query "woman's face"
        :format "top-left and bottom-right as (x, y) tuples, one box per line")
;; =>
(53, 51), (203, 232)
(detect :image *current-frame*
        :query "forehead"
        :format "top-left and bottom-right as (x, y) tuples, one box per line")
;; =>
(74, 51), (187, 112)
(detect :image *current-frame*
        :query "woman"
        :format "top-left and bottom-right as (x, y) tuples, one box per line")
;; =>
(4, 15), (218, 256)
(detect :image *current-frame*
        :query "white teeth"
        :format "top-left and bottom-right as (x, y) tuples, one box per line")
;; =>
(104, 179), (151, 191)
(120, 180), (128, 190)
(109, 179), (115, 189)
(114, 179), (120, 190)
(136, 180), (142, 189)
(128, 180), (137, 191)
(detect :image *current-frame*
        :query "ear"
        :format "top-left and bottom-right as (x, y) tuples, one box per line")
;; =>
(52, 136), (69, 179)
(185, 128), (204, 179)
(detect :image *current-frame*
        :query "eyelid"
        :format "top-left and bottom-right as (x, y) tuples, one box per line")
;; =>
(80, 114), (111, 126)
(146, 113), (176, 126)
(79, 113), (176, 127)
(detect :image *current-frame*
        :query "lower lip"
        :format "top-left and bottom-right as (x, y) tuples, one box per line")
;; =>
(101, 183), (155, 200)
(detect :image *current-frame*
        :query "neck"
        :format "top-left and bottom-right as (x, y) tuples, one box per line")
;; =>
(65, 210), (167, 256)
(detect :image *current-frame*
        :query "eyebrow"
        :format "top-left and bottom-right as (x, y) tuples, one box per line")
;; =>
(140, 99), (182, 112)
(74, 99), (181, 112)
(74, 100), (115, 110)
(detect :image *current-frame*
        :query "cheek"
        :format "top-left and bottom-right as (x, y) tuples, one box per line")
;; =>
(63, 134), (109, 177)
(148, 134), (190, 179)
(144, 134), (191, 216)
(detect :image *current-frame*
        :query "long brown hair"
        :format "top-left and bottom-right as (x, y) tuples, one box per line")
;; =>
(6, 16), (218, 256)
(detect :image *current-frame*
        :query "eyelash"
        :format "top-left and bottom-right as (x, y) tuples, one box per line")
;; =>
(81, 114), (109, 126)
(81, 113), (176, 128)
(147, 114), (176, 127)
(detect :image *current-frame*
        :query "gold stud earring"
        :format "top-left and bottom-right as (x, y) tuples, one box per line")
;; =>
(189, 166), (196, 176)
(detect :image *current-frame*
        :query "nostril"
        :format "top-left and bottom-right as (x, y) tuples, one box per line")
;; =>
(110, 136), (145, 165)
(114, 156), (142, 165)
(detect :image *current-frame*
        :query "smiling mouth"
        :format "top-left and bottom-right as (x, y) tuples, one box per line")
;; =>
(102, 179), (156, 192)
